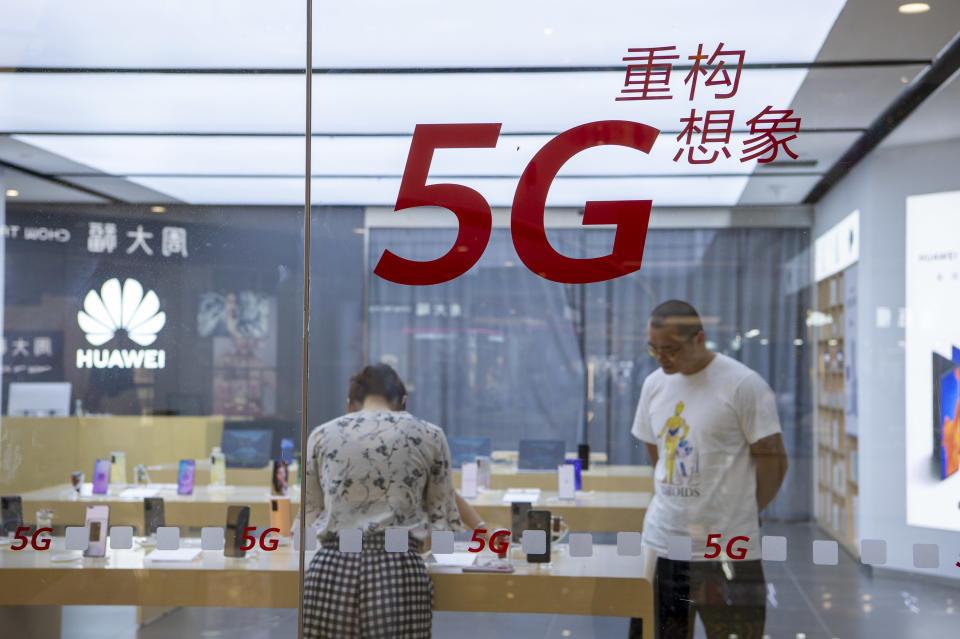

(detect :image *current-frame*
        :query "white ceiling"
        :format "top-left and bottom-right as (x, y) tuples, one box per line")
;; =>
(0, 1), (843, 67)
(0, 0), (957, 207)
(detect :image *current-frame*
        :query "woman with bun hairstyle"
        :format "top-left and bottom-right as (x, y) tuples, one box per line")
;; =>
(301, 363), (467, 638)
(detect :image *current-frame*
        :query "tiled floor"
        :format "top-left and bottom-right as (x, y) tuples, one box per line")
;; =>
(55, 522), (957, 639)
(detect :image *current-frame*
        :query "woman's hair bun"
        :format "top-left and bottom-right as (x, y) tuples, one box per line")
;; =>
(348, 363), (406, 408)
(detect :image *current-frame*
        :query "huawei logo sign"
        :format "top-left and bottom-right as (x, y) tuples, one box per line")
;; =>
(76, 278), (167, 369)
(78, 278), (166, 346)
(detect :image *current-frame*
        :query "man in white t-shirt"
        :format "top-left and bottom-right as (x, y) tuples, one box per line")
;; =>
(628, 300), (788, 639)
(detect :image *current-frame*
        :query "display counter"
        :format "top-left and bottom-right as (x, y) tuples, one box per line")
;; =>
(19, 483), (299, 532)
(0, 416), (224, 494)
(452, 464), (654, 492)
(0, 540), (653, 637)
(18, 484), (651, 534)
(465, 489), (651, 532)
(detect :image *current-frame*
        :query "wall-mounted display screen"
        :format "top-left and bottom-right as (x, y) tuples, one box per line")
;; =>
(906, 191), (960, 532)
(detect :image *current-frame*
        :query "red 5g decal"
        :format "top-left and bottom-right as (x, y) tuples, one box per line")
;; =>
(466, 528), (511, 554)
(374, 120), (659, 285)
(374, 123), (501, 286)
(240, 526), (282, 551)
(704, 533), (751, 560)
(10, 526), (53, 551)
(512, 120), (656, 283)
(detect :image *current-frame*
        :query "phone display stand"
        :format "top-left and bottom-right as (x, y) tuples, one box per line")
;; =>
(50, 552), (83, 563)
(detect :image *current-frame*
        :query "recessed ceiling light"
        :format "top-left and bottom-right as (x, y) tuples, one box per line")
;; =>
(543, 27), (554, 36)
(898, 3), (931, 14)
(5, 189), (19, 197)
(150, 205), (166, 213)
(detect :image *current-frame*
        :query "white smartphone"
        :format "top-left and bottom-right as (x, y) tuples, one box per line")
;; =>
(83, 504), (110, 557)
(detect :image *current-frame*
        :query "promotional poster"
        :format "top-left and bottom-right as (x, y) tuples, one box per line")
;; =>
(905, 191), (960, 532)
(203, 292), (278, 417)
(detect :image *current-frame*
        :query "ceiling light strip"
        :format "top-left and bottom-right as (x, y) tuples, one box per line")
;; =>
(0, 128), (868, 137)
(0, 59), (934, 75)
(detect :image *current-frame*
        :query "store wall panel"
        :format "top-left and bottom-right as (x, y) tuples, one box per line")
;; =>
(814, 135), (960, 579)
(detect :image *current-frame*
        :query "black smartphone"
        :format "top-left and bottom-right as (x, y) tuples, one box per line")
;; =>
(510, 501), (532, 543)
(1, 496), (23, 535)
(525, 509), (551, 563)
(224, 505), (251, 558)
(143, 497), (165, 536)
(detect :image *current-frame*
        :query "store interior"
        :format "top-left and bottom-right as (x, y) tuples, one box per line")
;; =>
(1, 1), (960, 638)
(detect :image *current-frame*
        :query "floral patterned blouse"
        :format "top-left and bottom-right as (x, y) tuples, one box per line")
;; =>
(303, 410), (464, 542)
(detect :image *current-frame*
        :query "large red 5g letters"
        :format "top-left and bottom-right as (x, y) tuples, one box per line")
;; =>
(373, 121), (658, 286)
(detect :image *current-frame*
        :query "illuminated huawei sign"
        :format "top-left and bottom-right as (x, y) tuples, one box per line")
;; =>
(76, 278), (167, 369)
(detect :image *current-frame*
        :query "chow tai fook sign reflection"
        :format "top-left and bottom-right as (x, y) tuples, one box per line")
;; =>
(75, 278), (167, 370)
(374, 43), (801, 286)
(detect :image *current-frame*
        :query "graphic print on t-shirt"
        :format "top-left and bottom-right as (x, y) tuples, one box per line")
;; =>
(658, 401), (700, 490)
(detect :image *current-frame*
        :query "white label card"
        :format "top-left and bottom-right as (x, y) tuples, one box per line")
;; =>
(557, 464), (576, 499)
(461, 462), (478, 499)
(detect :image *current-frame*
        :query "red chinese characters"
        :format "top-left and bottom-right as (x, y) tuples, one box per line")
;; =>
(741, 106), (802, 163)
(674, 109), (735, 164)
(684, 43), (745, 101)
(616, 43), (803, 165)
(616, 46), (680, 101)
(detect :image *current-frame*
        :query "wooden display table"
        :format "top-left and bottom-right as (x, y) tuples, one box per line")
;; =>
(19, 483), (300, 532)
(0, 539), (653, 637)
(20, 484), (651, 534)
(453, 464), (654, 492)
(465, 489), (651, 532)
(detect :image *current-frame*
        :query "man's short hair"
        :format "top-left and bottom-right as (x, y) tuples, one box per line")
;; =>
(649, 300), (704, 337)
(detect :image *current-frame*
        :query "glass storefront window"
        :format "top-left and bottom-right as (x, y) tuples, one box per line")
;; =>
(0, 1), (307, 637)
(2, 2), (959, 638)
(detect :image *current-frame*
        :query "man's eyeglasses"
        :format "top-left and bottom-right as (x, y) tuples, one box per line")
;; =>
(645, 333), (696, 359)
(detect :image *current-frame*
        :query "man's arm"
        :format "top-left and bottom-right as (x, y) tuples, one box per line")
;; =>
(645, 443), (659, 466)
(750, 433), (788, 512)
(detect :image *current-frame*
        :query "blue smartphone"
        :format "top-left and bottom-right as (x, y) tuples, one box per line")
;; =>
(177, 459), (196, 495)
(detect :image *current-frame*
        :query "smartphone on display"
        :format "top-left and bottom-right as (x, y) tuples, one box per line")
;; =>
(269, 497), (292, 536)
(110, 452), (127, 484)
(510, 501), (532, 543)
(92, 459), (111, 495)
(143, 497), (165, 536)
(1, 496), (23, 536)
(280, 438), (295, 464)
(271, 460), (289, 496)
(525, 509), (551, 564)
(177, 459), (196, 496)
(224, 505), (251, 558)
(83, 504), (109, 557)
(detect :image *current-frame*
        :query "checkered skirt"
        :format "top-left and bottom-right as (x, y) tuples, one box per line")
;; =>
(302, 538), (433, 638)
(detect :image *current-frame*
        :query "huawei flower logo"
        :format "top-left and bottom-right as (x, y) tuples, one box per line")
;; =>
(77, 278), (166, 346)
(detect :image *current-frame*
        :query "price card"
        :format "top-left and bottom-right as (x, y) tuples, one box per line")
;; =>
(557, 463), (576, 500)
(461, 461), (478, 499)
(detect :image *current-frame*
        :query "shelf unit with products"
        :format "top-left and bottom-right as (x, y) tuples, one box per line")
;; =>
(812, 269), (859, 555)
